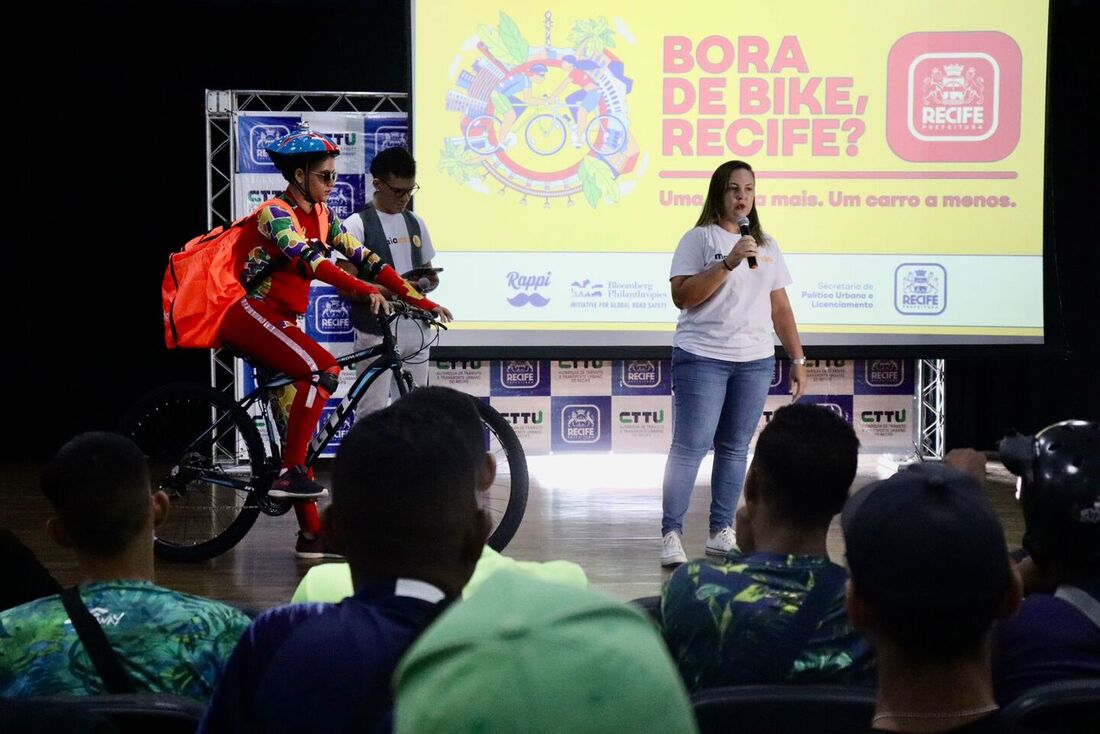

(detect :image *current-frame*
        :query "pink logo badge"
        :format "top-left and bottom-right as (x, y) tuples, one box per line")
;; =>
(887, 32), (1022, 162)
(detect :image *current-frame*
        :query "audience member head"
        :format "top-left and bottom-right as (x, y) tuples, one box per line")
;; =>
(746, 402), (860, 531)
(843, 463), (1020, 663)
(41, 432), (163, 558)
(326, 387), (491, 592)
(393, 572), (699, 734)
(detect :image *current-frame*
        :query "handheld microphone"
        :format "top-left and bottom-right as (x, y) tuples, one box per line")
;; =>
(736, 216), (757, 270)
(417, 277), (432, 293)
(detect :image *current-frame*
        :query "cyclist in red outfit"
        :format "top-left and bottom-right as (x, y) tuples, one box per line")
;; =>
(218, 123), (453, 557)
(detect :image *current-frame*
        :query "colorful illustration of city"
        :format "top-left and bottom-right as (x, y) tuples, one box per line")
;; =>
(442, 12), (641, 208)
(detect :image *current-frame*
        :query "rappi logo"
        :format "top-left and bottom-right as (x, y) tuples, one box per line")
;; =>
(507, 271), (551, 308)
(562, 405), (600, 443)
(887, 32), (1021, 162)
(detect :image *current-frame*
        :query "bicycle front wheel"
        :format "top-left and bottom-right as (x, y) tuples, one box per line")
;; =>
(524, 114), (567, 156)
(119, 383), (268, 562)
(475, 401), (529, 551)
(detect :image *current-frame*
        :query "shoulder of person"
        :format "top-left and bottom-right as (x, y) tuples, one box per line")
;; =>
(678, 225), (712, 247)
(231, 602), (332, 654)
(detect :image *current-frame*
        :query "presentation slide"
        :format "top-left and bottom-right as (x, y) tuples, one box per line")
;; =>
(412, 0), (1049, 347)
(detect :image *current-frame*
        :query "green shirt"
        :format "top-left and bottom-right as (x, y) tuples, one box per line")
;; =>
(0, 579), (249, 699)
(660, 550), (874, 691)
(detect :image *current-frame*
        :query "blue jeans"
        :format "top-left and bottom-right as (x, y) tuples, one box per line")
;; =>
(661, 348), (775, 535)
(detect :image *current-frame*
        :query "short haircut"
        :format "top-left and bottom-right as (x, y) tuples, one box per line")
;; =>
(40, 432), (152, 556)
(842, 464), (1011, 662)
(370, 146), (416, 180)
(331, 387), (484, 566)
(752, 403), (860, 528)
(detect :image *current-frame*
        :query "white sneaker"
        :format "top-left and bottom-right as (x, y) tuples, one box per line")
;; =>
(661, 531), (687, 567)
(705, 526), (737, 557)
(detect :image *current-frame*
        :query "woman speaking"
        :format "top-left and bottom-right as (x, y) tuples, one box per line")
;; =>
(661, 160), (808, 566)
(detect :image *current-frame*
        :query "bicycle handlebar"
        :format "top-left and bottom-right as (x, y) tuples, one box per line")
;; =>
(381, 300), (448, 330)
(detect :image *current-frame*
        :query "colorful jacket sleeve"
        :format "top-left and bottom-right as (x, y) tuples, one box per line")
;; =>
(256, 204), (327, 274)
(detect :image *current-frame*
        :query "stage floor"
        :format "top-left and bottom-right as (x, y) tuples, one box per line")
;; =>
(1, 454), (1023, 609)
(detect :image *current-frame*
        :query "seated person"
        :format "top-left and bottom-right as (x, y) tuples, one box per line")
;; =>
(393, 571), (698, 734)
(292, 544), (587, 603)
(198, 387), (491, 734)
(0, 432), (250, 699)
(993, 420), (1100, 703)
(843, 464), (1022, 733)
(661, 403), (874, 690)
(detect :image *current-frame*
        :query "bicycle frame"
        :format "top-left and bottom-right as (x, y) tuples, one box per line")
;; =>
(236, 311), (430, 470)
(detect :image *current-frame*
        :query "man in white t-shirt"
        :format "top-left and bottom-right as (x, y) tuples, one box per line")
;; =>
(340, 147), (440, 418)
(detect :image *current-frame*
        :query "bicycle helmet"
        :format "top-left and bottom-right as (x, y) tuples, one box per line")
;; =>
(265, 122), (340, 203)
(999, 419), (1100, 568)
(265, 121), (340, 160)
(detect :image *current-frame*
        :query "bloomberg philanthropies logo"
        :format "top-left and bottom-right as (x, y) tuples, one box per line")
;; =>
(886, 31), (1021, 162)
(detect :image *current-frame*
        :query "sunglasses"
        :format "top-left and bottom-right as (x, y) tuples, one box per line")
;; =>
(310, 170), (340, 184)
(378, 180), (420, 198)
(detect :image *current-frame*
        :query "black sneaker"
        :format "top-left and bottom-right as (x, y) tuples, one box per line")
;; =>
(268, 466), (328, 500)
(295, 531), (344, 560)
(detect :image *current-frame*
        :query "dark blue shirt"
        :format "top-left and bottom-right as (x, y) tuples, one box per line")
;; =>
(199, 579), (449, 734)
(993, 582), (1100, 705)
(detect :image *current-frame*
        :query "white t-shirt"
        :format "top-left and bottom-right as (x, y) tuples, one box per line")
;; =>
(343, 205), (436, 273)
(669, 224), (793, 362)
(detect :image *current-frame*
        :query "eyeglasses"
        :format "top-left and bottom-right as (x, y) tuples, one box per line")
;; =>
(310, 170), (340, 184)
(378, 180), (420, 198)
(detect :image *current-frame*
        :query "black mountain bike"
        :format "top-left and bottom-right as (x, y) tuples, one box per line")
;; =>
(120, 303), (528, 562)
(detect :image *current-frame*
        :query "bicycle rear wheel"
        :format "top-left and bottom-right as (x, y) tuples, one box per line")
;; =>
(475, 401), (529, 551)
(119, 383), (268, 561)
